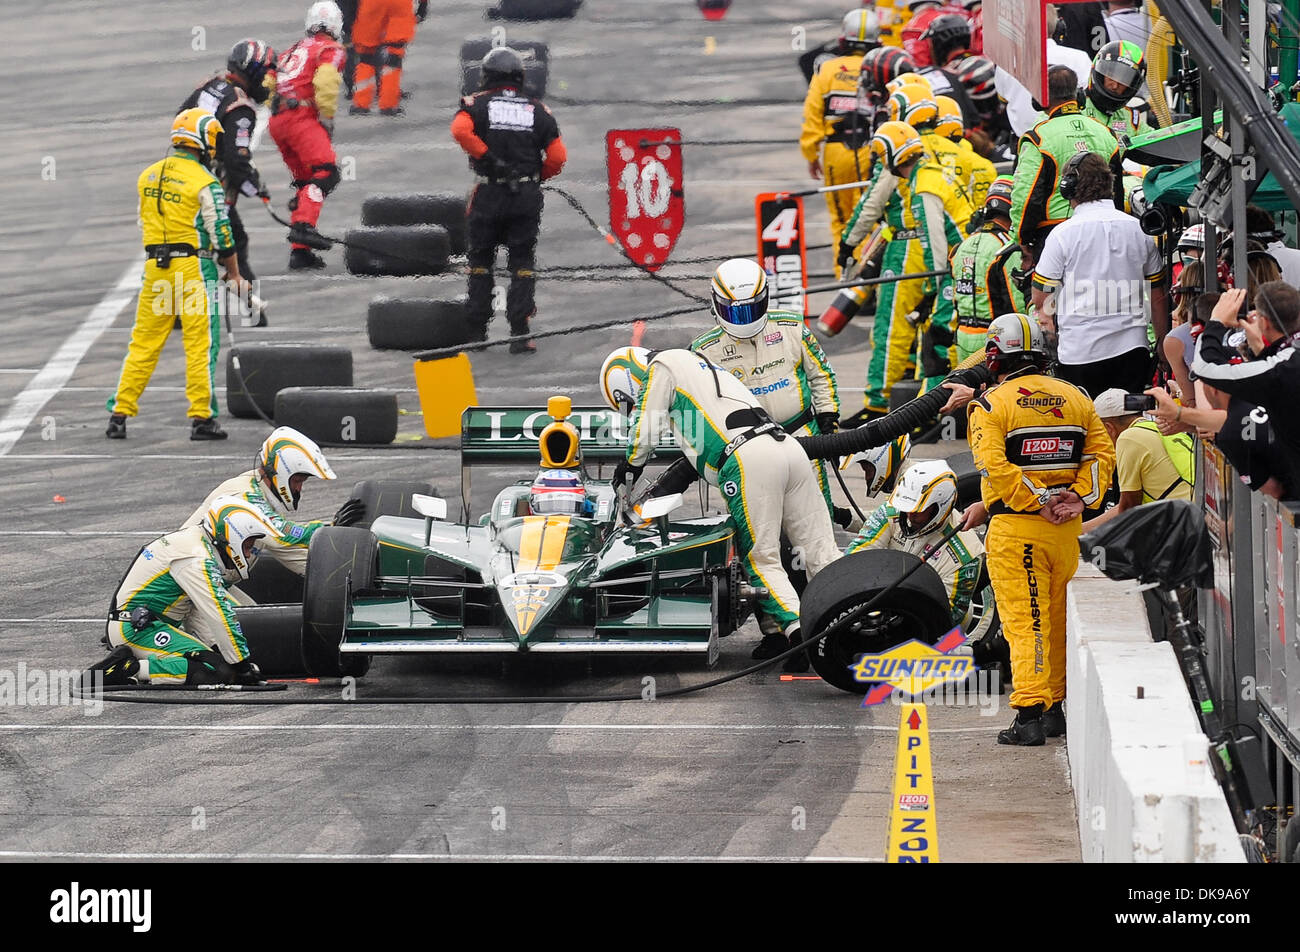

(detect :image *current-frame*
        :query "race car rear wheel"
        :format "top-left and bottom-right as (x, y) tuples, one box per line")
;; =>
(303, 527), (378, 678)
(800, 549), (952, 694)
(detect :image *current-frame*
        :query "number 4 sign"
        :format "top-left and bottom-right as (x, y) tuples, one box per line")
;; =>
(756, 193), (809, 316)
(606, 129), (685, 271)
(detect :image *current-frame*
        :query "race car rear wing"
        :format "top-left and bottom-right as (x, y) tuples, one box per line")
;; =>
(460, 406), (683, 463)
(458, 406), (685, 521)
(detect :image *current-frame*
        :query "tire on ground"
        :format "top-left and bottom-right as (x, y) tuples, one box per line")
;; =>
(349, 479), (439, 528)
(302, 526), (377, 678)
(487, 0), (583, 21)
(459, 39), (550, 98)
(367, 295), (472, 350)
(235, 605), (307, 677)
(226, 343), (353, 420)
(234, 558), (305, 605)
(360, 193), (467, 253)
(799, 549), (953, 694)
(343, 224), (451, 277)
(273, 387), (399, 446)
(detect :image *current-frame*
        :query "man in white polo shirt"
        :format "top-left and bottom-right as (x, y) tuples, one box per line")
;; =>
(1030, 150), (1168, 396)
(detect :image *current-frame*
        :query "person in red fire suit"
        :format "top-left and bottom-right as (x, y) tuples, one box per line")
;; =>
(269, 2), (347, 270)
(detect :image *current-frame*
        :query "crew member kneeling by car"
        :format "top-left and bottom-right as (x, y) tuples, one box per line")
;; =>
(600, 347), (842, 673)
(87, 497), (273, 687)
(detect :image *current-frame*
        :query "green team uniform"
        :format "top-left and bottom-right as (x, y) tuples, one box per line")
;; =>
(107, 525), (249, 683)
(1009, 101), (1121, 253)
(625, 349), (840, 634)
(951, 221), (1025, 364)
(691, 311), (839, 513)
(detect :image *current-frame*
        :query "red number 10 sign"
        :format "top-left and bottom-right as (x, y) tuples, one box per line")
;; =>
(606, 129), (685, 272)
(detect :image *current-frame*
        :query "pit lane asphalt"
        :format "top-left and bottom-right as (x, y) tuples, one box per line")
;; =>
(0, 0), (1078, 862)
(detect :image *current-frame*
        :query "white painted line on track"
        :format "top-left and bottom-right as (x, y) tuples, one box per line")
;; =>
(1, 619), (108, 624)
(0, 261), (139, 457)
(0, 723), (997, 735)
(0, 850), (878, 862)
(0, 531), (165, 537)
(4, 453), (451, 461)
(0, 369), (39, 374)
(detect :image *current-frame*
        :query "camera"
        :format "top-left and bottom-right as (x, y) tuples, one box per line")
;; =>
(1124, 393), (1156, 412)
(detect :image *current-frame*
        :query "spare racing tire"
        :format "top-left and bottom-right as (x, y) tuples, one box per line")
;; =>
(799, 549), (953, 694)
(487, 0), (582, 20)
(350, 479), (439, 528)
(459, 39), (550, 99)
(226, 343), (353, 420)
(273, 387), (399, 446)
(235, 605), (308, 677)
(302, 526), (377, 678)
(367, 296), (474, 350)
(360, 193), (467, 253)
(343, 225), (451, 277)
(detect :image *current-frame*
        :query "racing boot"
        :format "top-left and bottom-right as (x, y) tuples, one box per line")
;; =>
(190, 417), (229, 441)
(1042, 701), (1066, 738)
(184, 650), (235, 686)
(348, 104), (372, 116)
(105, 414), (127, 439)
(508, 320), (536, 355)
(80, 645), (141, 689)
(782, 627), (811, 674)
(289, 247), (328, 270)
(379, 106), (406, 117)
(287, 222), (333, 251)
(230, 659), (265, 685)
(751, 632), (790, 661)
(997, 705), (1046, 746)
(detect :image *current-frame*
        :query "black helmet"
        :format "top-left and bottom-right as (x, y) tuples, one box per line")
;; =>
(481, 46), (525, 88)
(1087, 40), (1146, 115)
(921, 13), (971, 67)
(228, 38), (276, 103)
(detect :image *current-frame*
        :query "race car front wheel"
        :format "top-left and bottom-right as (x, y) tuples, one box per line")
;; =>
(799, 550), (953, 694)
(303, 527), (378, 678)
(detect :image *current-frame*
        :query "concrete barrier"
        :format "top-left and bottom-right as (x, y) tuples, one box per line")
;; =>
(1066, 563), (1243, 862)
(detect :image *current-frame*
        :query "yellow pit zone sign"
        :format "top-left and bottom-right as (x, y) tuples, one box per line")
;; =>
(853, 632), (971, 707)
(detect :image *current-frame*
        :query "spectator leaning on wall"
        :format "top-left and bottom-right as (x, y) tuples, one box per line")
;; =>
(1192, 282), (1300, 499)
(1081, 387), (1193, 533)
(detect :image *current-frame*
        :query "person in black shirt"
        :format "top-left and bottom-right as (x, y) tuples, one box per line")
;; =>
(450, 48), (567, 354)
(180, 39), (275, 323)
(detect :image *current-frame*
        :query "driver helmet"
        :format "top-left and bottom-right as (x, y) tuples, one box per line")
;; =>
(890, 459), (958, 538)
(227, 39), (277, 103)
(258, 426), (336, 510)
(600, 346), (652, 415)
(203, 495), (276, 581)
(529, 469), (589, 516)
(171, 108), (223, 169)
(985, 312), (1048, 376)
(1086, 40), (1146, 115)
(842, 433), (912, 496)
(711, 258), (770, 340)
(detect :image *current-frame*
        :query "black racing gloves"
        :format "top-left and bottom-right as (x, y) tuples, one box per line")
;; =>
(612, 460), (644, 490)
(815, 412), (840, 434)
(836, 239), (857, 273)
(333, 497), (366, 527)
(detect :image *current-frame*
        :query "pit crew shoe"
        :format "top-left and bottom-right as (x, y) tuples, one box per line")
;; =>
(509, 338), (537, 355)
(751, 632), (790, 661)
(184, 650), (235, 686)
(840, 407), (888, 430)
(289, 247), (328, 270)
(379, 106), (405, 117)
(1042, 701), (1066, 738)
(190, 417), (229, 441)
(348, 104), (372, 116)
(997, 705), (1046, 746)
(287, 222), (333, 250)
(105, 414), (127, 439)
(81, 645), (140, 689)
(782, 627), (811, 673)
(231, 659), (265, 685)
